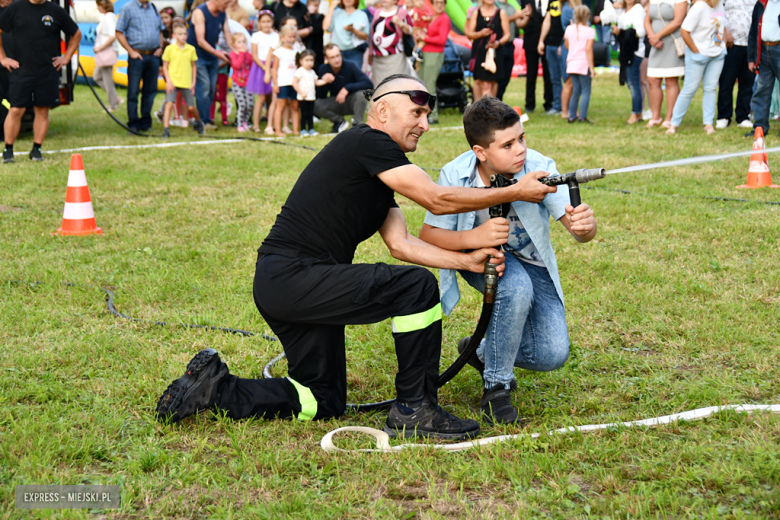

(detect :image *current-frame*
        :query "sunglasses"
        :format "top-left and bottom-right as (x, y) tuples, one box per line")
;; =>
(363, 89), (437, 110)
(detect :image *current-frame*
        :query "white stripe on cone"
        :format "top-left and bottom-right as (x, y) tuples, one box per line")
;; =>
(62, 201), (95, 220)
(749, 160), (770, 173)
(67, 169), (88, 187)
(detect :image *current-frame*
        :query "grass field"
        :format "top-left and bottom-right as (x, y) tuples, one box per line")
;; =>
(1, 75), (780, 519)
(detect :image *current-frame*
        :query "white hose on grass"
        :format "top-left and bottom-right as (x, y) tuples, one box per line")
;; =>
(321, 404), (780, 453)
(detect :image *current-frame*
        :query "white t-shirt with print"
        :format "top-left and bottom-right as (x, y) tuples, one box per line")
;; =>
(273, 46), (298, 86)
(681, 0), (726, 57)
(294, 67), (317, 100)
(473, 174), (546, 267)
(251, 29), (279, 62)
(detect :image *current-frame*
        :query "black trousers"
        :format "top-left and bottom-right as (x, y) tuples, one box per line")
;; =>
(496, 46), (517, 101)
(523, 42), (553, 112)
(717, 45), (754, 124)
(300, 100), (314, 131)
(215, 254), (443, 421)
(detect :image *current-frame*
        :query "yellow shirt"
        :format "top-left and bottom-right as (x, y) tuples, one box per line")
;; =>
(162, 43), (198, 89)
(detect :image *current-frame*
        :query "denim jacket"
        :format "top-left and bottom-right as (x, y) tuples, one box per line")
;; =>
(423, 149), (570, 315)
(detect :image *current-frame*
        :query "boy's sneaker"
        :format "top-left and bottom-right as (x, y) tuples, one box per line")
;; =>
(545, 108), (561, 116)
(338, 120), (350, 133)
(154, 109), (163, 123)
(457, 336), (518, 391)
(29, 148), (44, 162)
(309, 129), (319, 136)
(480, 386), (519, 425)
(301, 129), (310, 137)
(3, 148), (14, 163)
(738, 119), (754, 128)
(156, 348), (230, 423)
(384, 400), (480, 440)
(715, 118), (729, 130)
(193, 121), (206, 135)
(412, 49), (424, 62)
(161, 127), (171, 138)
(578, 118), (594, 125)
(567, 117), (576, 123)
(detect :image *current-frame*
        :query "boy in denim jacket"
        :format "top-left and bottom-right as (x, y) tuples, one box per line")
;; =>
(420, 97), (597, 424)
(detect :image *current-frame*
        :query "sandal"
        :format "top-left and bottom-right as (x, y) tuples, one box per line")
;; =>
(646, 119), (662, 128)
(665, 125), (678, 135)
(661, 121), (672, 129)
(704, 124), (715, 135)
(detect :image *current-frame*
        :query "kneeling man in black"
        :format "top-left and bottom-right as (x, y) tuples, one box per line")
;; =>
(156, 75), (557, 439)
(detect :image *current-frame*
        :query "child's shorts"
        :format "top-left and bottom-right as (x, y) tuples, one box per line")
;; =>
(277, 85), (296, 100)
(166, 87), (194, 106)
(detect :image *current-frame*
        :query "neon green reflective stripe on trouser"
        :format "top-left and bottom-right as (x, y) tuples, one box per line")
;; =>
(287, 377), (318, 421)
(391, 303), (442, 333)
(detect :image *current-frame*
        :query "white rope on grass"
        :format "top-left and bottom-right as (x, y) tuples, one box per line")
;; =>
(321, 404), (780, 453)
(30, 126), (466, 156)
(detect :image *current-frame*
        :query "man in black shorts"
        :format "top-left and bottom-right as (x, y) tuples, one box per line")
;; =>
(0, 0), (81, 163)
(156, 74), (556, 440)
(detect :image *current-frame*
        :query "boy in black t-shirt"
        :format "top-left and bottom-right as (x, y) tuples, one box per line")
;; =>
(0, 0), (81, 163)
(536, 0), (564, 115)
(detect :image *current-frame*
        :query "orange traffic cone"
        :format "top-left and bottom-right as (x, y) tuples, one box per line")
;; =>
(737, 127), (779, 189)
(55, 154), (103, 235)
(513, 106), (530, 124)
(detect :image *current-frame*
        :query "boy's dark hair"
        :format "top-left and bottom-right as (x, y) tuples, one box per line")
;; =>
(463, 96), (520, 149)
(296, 49), (316, 68)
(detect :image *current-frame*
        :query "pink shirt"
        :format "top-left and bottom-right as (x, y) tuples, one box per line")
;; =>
(564, 24), (595, 75)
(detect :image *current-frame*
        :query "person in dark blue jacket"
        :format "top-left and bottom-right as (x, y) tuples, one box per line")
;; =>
(747, 0), (780, 137)
(315, 43), (373, 133)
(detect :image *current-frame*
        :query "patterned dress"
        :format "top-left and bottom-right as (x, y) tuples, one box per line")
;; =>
(647, 0), (687, 78)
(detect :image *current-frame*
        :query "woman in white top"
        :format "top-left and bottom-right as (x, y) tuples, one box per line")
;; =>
(613, 0), (646, 123)
(93, 0), (122, 111)
(667, 0), (731, 134)
(322, 0), (370, 68)
(644, 0), (687, 128)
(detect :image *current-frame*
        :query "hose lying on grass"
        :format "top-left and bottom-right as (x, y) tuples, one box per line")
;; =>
(320, 404), (780, 453)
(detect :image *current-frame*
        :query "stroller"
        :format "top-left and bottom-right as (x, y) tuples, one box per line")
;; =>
(435, 39), (473, 113)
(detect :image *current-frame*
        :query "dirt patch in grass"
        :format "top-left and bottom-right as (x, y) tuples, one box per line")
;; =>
(0, 205), (20, 212)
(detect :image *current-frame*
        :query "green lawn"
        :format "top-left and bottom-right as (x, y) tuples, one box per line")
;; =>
(1, 76), (779, 519)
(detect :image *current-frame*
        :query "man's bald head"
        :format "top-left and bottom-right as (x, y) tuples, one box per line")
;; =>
(365, 74), (431, 153)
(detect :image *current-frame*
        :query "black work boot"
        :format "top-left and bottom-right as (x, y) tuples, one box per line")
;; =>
(480, 385), (519, 425)
(156, 348), (229, 422)
(384, 400), (480, 440)
(458, 336), (518, 391)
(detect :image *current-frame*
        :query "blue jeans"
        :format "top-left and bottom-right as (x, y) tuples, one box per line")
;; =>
(670, 48), (725, 127)
(627, 55), (643, 115)
(341, 48), (365, 69)
(126, 54), (160, 130)
(459, 253), (570, 390)
(545, 45), (563, 111)
(569, 73), (591, 119)
(195, 58), (220, 124)
(752, 44), (780, 134)
(559, 45), (569, 83)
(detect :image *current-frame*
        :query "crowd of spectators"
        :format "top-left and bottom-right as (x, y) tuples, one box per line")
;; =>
(0, 0), (775, 151)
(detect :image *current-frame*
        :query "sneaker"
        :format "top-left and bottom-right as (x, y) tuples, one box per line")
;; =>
(480, 386), (519, 425)
(170, 118), (182, 128)
(338, 120), (350, 133)
(545, 108), (561, 116)
(568, 117), (577, 123)
(641, 109), (653, 121)
(738, 119), (754, 128)
(412, 49), (424, 62)
(383, 400), (480, 440)
(226, 101), (233, 117)
(301, 129), (310, 137)
(578, 118), (594, 125)
(237, 123), (247, 132)
(3, 148), (14, 163)
(744, 130), (757, 138)
(156, 348), (230, 423)
(193, 121), (206, 135)
(716, 118), (729, 130)
(309, 129), (319, 137)
(161, 127), (170, 138)
(457, 336), (518, 391)
(29, 148), (44, 162)
(203, 123), (218, 131)
(154, 109), (163, 123)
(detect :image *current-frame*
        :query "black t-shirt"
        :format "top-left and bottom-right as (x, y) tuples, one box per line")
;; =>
(0, 4), (12, 62)
(543, 0), (564, 47)
(0, 0), (78, 75)
(258, 124), (411, 264)
(269, 0), (311, 32)
(519, 0), (543, 45)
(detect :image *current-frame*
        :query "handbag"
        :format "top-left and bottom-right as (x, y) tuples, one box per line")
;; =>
(468, 11), (501, 73)
(397, 7), (416, 57)
(94, 46), (118, 67)
(658, 4), (685, 57)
